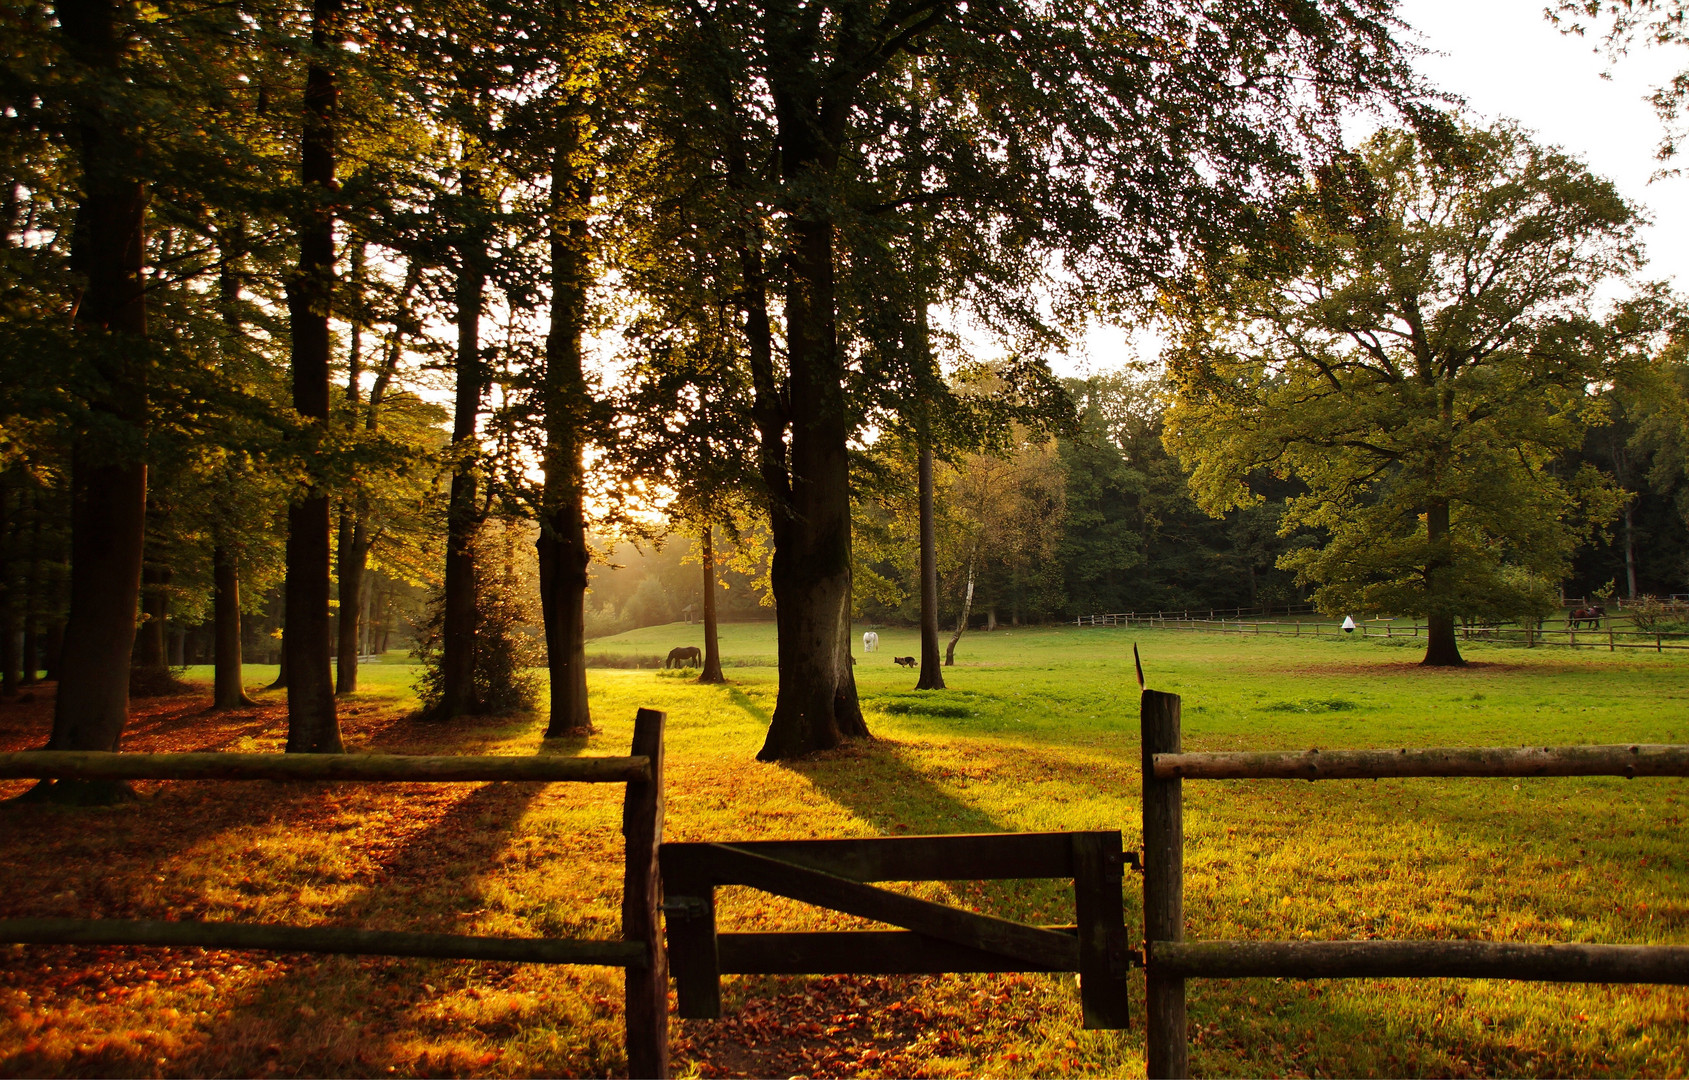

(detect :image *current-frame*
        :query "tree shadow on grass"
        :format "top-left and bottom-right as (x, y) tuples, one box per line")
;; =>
(0, 712), (640, 1078)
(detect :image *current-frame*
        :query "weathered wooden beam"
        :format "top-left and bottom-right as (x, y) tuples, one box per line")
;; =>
(0, 750), (651, 784)
(0, 918), (645, 966)
(1152, 940), (1689, 984)
(1073, 830), (1131, 1029)
(716, 928), (1079, 974)
(1154, 744), (1689, 782)
(1142, 689), (1187, 1079)
(621, 708), (669, 1079)
(694, 843), (1077, 971)
(659, 831), (1083, 883)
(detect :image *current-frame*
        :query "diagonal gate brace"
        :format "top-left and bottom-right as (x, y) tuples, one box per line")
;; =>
(660, 833), (1128, 1029)
(704, 843), (1078, 970)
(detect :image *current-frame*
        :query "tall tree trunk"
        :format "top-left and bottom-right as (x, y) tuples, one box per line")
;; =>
(432, 175), (486, 719)
(43, 622), (64, 683)
(0, 472), (16, 699)
(334, 508), (368, 694)
(269, 634), (288, 688)
(750, 69), (867, 759)
(21, 482), (42, 685)
(755, 212), (867, 759)
(945, 550), (976, 666)
(46, 0), (149, 793)
(1622, 502), (1637, 601)
(538, 108), (592, 738)
(213, 218), (252, 707)
(212, 544), (254, 708)
(1421, 498), (1464, 667)
(698, 525), (724, 684)
(334, 245), (366, 696)
(916, 448), (944, 691)
(134, 562), (168, 671)
(283, 0), (342, 753)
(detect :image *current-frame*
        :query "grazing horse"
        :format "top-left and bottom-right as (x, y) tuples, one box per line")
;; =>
(1568, 605), (1606, 630)
(893, 655), (917, 667)
(665, 646), (702, 669)
(862, 631), (879, 653)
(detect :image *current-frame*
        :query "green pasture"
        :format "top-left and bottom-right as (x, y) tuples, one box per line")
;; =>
(173, 624), (1686, 1076)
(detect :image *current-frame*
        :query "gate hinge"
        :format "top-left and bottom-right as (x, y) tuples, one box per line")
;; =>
(1109, 849), (1143, 874)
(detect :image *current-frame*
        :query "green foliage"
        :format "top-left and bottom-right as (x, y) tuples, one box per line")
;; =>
(1166, 123), (1645, 623)
(413, 518), (540, 716)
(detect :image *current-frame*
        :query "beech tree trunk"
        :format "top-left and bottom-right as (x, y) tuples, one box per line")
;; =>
(19, 486), (40, 686)
(698, 526), (724, 684)
(46, 0), (149, 790)
(916, 441), (944, 689)
(0, 473), (16, 699)
(334, 508), (368, 694)
(945, 551), (976, 667)
(538, 110), (592, 738)
(283, 0), (342, 753)
(269, 634), (288, 688)
(211, 544), (254, 708)
(1622, 503), (1637, 601)
(1421, 498), (1464, 667)
(756, 210), (867, 760)
(134, 562), (168, 671)
(433, 183), (486, 720)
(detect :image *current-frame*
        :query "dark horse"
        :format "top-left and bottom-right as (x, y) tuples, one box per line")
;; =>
(665, 646), (702, 669)
(1568, 605), (1606, 630)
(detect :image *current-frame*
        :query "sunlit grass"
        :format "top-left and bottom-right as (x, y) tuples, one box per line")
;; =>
(1, 623), (1685, 1077)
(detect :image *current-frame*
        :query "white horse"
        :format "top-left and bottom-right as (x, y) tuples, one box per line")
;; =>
(862, 631), (879, 653)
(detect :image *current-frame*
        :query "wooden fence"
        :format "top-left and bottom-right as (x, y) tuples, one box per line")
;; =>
(659, 831), (1134, 1030)
(1077, 605), (1317, 627)
(0, 709), (670, 1079)
(1092, 613), (1689, 652)
(1138, 690), (1689, 1079)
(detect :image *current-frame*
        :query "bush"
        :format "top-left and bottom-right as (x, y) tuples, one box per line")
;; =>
(1628, 595), (1689, 636)
(414, 520), (543, 716)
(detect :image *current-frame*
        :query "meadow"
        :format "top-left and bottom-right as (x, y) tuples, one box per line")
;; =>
(0, 622), (1685, 1078)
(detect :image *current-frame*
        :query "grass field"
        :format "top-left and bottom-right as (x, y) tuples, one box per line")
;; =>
(0, 622), (1685, 1078)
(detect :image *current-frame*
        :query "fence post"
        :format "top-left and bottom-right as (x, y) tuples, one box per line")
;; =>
(623, 708), (669, 1079)
(1142, 689), (1186, 1079)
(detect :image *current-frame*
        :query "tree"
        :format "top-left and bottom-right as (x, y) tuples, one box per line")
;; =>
(652, 0), (1417, 758)
(1164, 124), (1640, 666)
(283, 0), (345, 752)
(41, 0), (151, 792)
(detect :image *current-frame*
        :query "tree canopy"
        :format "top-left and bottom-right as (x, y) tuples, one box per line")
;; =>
(1164, 123), (1646, 665)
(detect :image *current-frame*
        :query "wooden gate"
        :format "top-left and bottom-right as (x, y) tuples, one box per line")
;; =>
(659, 830), (1134, 1029)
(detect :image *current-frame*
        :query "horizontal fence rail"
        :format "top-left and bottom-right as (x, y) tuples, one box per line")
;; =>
(1154, 744), (1689, 781)
(0, 750), (651, 784)
(0, 917), (647, 967)
(2, 710), (671, 1079)
(1139, 687), (1689, 1080)
(1152, 940), (1689, 984)
(1091, 614), (1689, 651)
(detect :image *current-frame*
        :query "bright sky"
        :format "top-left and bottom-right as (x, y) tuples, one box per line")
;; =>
(1078, 0), (1689, 375)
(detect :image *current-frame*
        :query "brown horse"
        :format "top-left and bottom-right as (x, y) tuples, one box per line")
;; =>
(665, 646), (702, 669)
(1568, 605), (1606, 630)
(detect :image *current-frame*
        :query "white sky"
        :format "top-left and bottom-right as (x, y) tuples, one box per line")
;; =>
(1078, 0), (1689, 375)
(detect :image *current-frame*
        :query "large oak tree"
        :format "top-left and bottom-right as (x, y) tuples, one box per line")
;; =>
(1164, 124), (1641, 665)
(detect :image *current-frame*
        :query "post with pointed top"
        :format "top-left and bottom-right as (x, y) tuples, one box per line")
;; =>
(1142, 684), (1186, 1079)
(623, 708), (668, 1078)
